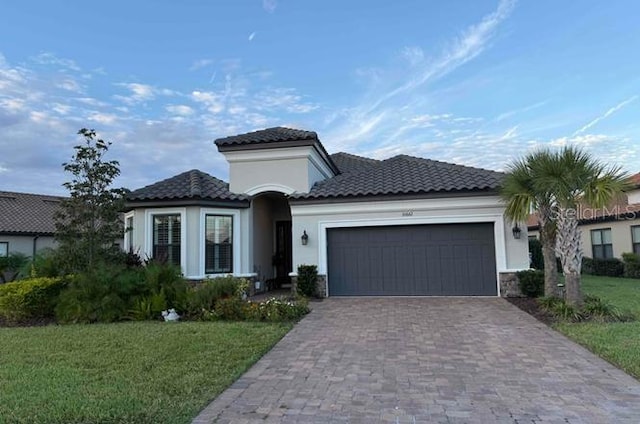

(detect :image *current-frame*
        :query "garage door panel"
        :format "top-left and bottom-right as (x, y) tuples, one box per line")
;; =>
(327, 223), (497, 296)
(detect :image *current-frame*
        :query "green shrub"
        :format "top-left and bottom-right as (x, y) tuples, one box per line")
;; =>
(622, 252), (640, 278)
(55, 264), (145, 323)
(214, 297), (245, 321)
(185, 276), (243, 319)
(528, 238), (544, 270)
(516, 269), (544, 298)
(550, 301), (584, 322)
(538, 294), (633, 323)
(0, 252), (31, 283)
(297, 265), (318, 298)
(582, 257), (624, 277)
(537, 296), (563, 310)
(244, 297), (310, 322)
(581, 257), (594, 274)
(22, 248), (65, 278)
(142, 260), (188, 310)
(0, 277), (67, 321)
(129, 293), (167, 321)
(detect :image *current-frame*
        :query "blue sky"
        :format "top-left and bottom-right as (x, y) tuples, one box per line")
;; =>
(1, 0), (639, 195)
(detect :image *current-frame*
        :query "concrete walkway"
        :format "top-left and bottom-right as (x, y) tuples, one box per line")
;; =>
(193, 298), (640, 423)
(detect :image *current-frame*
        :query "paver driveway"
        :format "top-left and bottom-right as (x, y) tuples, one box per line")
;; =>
(193, 298), (640, 423)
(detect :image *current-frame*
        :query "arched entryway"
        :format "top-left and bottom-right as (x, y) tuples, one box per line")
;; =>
(251, 192), (292, 289)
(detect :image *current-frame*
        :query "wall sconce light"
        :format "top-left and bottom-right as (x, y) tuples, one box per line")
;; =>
(301, 230), (309, 246)
(512, 224), (522, 239)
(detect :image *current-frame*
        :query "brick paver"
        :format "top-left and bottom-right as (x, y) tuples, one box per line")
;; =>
(193, 298), (640, 423)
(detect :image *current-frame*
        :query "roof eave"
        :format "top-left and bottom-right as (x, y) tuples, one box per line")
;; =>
(288, 188), (500, 205)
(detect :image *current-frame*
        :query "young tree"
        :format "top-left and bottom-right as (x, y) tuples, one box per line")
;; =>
(55, 129), (127, 272)
(501, 151), (559, 297)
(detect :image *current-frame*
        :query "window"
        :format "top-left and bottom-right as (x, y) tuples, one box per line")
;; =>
(205, 215), (232, 274)
(0, 242), (7, 257)
(632, 226), (640, 255)
(591, 228), (613, 259)
(125, 215), (134, 251)
(153, 214), (181, 266)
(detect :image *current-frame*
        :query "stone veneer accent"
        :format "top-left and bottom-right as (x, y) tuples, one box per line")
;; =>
(291, 274), (327, 298)
(499, 272), (522, 297)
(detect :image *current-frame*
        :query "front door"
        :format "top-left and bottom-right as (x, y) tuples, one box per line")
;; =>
(275, 221), (292, 283)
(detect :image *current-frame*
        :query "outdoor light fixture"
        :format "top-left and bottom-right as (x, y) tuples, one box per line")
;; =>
(301, 230), (309, 245)
(512, 224), (522, 239)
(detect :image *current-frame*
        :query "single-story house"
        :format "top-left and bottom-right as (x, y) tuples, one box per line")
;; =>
(0, 191), (62, 258)
(528, 173), (640, 260)
(125, 127), (529, 297)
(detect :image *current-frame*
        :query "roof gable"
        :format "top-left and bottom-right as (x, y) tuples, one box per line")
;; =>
(0, 191), (64, 235)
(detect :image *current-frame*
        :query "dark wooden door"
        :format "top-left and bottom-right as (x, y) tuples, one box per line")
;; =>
(275, 221), (292, 282)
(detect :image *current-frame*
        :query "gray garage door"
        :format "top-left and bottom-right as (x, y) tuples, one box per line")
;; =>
(327, 223), (497, 296)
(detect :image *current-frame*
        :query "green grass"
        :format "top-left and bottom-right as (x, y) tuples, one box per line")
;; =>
(0, 321), (292, 424)
(579, 274), (640, 317)
(555, 274), (640, 379)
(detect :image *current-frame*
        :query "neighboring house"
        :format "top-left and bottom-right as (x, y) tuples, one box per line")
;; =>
(0, 191), (63, 258)
(125, 127), (529, 297)
(528, 172), (640, 260)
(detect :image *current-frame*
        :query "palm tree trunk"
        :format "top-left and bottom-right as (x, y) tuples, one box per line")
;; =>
(564, 271), (582, 305)
(555, 206), (584, 306)
(538, 210), (559, 297)
(541, 237), (559, 297)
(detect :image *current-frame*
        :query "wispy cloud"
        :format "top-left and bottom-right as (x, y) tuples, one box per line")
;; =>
(189, 59), (214, 71)
(248, 32), (256, 42)
(114, 83), (175, 105)
(495, 100), (547, 122)
(31, 52), (81, 71)
(262, 0), (277, 13)
(322, 0), (516, 151)
(573, 95), (638, 135)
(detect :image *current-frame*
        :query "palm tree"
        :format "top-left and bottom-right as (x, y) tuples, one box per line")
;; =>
(501, 151), (559, 297)
(537, 147), (629, 306)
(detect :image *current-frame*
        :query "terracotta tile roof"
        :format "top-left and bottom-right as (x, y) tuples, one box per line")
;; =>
(292, 154), (503, 200)
(629, 172), (640, 188)
(0, 191), (64, 235)
(127, 169), (248, 203)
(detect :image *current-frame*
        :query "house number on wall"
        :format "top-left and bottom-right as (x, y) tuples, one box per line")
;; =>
(402, 210), (414, 216)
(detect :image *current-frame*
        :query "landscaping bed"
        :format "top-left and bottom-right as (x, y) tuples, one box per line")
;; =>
(508, 274), (640, 380)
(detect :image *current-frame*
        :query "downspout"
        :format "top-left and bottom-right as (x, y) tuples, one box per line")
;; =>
(32, 235), (39, 261)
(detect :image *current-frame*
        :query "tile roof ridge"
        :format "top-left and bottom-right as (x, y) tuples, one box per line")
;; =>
(331, 152), (380, 162)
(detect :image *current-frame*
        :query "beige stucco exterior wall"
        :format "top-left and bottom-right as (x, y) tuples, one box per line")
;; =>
(0, 235), (56, 258)
(290, 196), (530, 281)
(125, 205), (250, 279)
(529, 218), (639, 259)
(221, 146), (335, 195)
(580, 219), (638, 258)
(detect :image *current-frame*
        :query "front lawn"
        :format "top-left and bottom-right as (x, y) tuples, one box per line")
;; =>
(556, 274), (640, 379)
(0, 321), (291, 424)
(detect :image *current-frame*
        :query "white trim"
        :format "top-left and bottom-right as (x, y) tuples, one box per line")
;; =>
(199, 208), (242, 277)
(144, 208), (187, 274)
(244, 183), (296, 196)
(123, 211), (135, 252)
(291, 196), (504, 217)
(317, 213), (506, 297)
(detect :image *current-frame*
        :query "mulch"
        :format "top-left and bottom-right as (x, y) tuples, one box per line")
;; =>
(506, 297), (557, 326)
(0, 316), (57, 328)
